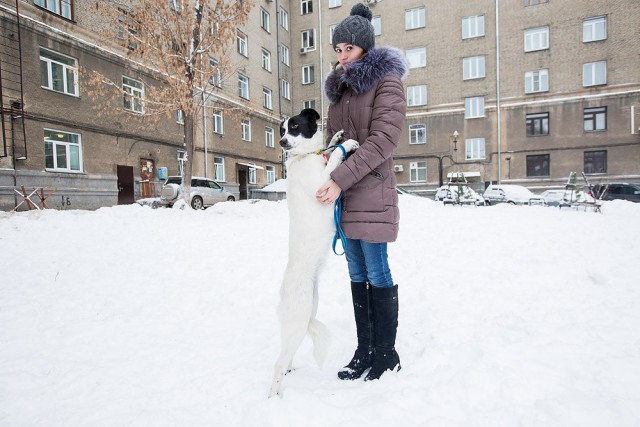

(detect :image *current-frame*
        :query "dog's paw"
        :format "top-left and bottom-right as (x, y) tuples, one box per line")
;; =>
(329, 129), (345, 146)
(341, 138), (359, 152)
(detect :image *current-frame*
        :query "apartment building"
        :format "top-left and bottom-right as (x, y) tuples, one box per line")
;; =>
(296, 0), (640, 194)
(2, 0), (639, 211)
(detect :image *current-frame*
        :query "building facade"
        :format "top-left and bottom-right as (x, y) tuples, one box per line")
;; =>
(2, 0), (639, 211)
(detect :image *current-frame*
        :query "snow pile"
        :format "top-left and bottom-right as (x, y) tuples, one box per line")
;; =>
(1, 197), (639, 426)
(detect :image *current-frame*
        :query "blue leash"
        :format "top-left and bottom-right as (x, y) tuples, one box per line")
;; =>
(329, 145), (347, 256)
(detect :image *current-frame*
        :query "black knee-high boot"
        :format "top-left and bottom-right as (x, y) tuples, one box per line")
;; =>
(365, 285), (401, 381)
(338, 281), (375, 380)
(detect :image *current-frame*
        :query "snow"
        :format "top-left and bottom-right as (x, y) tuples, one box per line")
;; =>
(1, 197), (640, 426)
(261, 179), (288, 192)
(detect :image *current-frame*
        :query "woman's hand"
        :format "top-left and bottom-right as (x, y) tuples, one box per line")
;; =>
(316, 179), (342, 205)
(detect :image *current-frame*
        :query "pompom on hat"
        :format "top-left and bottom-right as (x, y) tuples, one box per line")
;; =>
(331, 3), (375, 52)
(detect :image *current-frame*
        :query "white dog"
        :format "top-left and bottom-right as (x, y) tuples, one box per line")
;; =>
(268, 109), (358, 398)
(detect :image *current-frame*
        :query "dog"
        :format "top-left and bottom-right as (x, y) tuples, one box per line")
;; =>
(268, 108), (358, 398)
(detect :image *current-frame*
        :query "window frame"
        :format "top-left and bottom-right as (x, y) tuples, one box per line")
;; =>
(238, 74), (249, 99)
(406, 47), (427, 69)
(122, 76), (144, 114)
(214, 156), (225, 182)
(260, 7), (270, 33)
(39, 47), (79, 97)
(236, 30), (248, 57)
(265, 127), (275, 148)
(301, 0), (313, 15)
(303, 100), (316, 110)
(465, 138), (486, 160)
(583, 16), (607, 43)
(465, 96), (485, 119)
(463, 56), (486, 80)
(266, 165), (276, 184)
(241, 118), (252, 141)
(526, 154), (550, 177)
(261, 48), (272, 72)
(33, 0), (73, 20)
(263, 87), (273, 110)
(301, 29), (316, 50)
(410, 161), (427, 182)
(524, 26), (549, 52)
(462, 14), (485, 39)
(407, 85), (428, 107)
(409, 124), (427, 145)
(583, 61), (607, 87)
(372, 16), (381, 36)
(405, 7), (426, 30)
(525, 69), (549, 93)
(209, 58), (222, 87)
(584, 106), (607, 132)
(213, 110), (224, 134)
(584, 150), (607, 174)
(44, 128), (82, 173)
(302, 64), (315, 84)
(281, 44), (290, 66)
(280, 7), (289, 31)
(526, 112), (550, 136)
(281, 79), (291, 100)
(248, 165), (257, 184)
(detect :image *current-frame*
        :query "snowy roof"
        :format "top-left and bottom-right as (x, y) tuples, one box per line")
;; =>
(261, 179), (287, 192)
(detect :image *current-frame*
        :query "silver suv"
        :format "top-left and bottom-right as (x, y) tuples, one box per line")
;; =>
(159, 176), (235, 209)
(483, 184), (546, 206)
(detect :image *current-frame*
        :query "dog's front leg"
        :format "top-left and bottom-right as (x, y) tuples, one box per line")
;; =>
(322, 138), (359, 180)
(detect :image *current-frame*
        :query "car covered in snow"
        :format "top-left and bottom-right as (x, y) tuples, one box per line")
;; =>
(159, 176), (235, 209)
(483, 184), (545, 206)
(540, 189), (595, 207)
(434, 184), (485, 206)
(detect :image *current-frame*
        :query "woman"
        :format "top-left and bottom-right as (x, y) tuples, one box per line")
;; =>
(316, 3), (408, 381)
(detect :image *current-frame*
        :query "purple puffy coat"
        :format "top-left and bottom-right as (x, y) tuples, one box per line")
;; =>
(324, 47), (408, 243)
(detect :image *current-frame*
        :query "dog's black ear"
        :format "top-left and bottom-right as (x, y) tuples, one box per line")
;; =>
(300, 108), (320, 122)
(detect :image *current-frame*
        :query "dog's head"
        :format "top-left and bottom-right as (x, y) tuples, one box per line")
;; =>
(280, 109), (321, 152)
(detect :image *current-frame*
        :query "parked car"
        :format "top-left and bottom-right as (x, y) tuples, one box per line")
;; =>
(591, 183), (640, 203)
(434, 184), (486, 206)
(483, 184), (545, 206)
(159, 176), (235, 209)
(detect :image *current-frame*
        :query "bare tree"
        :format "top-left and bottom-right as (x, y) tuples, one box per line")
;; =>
(86, 0), (253, 205)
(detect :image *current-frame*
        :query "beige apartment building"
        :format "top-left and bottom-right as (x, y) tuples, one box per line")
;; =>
(2, 0), (639, 210)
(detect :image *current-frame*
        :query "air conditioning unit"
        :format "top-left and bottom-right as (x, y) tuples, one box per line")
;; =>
(300, 47), (309, 54)
(393, 164), (404, 172)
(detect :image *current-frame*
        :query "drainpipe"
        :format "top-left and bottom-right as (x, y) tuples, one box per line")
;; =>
(495, 0), (502, 184)
(276, 0), (286, 178)
(202, 91), (208, 178)
(318, 0), (325, 131)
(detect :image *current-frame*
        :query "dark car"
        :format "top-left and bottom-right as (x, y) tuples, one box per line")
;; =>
(592, 183), (640, 203)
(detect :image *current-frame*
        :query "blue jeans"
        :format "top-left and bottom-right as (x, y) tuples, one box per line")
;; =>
(344, 238), (394, 288)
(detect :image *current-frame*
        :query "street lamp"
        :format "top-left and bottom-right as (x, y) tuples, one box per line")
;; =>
(431, 130), (460, 187)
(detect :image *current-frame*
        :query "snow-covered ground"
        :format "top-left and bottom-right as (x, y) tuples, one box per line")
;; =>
(1, 196), (639, 426)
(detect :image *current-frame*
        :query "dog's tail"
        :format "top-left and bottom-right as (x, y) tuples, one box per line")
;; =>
(308, 318), (330, 367)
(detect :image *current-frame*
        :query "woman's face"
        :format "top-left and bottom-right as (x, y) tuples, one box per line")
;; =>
(334, 43), (365, 68)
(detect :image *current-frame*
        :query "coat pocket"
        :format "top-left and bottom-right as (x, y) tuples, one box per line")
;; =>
(344, 169), (385, 212)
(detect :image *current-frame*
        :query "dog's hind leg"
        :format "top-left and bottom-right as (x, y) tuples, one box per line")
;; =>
(308, 279), (329, 366)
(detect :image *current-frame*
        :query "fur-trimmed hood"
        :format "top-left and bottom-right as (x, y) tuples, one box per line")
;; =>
(324, 46), (409, 105)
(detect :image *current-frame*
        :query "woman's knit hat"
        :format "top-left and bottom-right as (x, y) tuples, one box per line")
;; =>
(331, 3), (375, 52)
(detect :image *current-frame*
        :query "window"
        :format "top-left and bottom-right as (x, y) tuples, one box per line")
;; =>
(372, 16), (381, 36)
(303, 100), (316, 110)
(214, 157), (225, 181)
(583, 61), (607, 87)
(238, 74), (249, 99)
(463, 56), (485, 80)
(175, 109), (184, 124)
(526, 154), (550, 177)
(213, 110), (223, 134)
(33, 0), (72, 20)
(584, 107), (607, 132)
(236, 30), (248, 57)
(262, 48), (272, 72)
(39, 48), (78, 96)
(281, 44), (290, 66)
(281, 79), (291, 100)
(405, 7), (425, 30)
(462, 15), (484, 39)
(266, 166), (276, 184)
(209, 58), (221, 87)
(465, 138), (486, 160)
(583, 16), (607, 42)
(526, 112), (549, 136)
(122, 76), (144, 113)
(280, 7), (289, 31)
(329, 0), (341, 7)
(406, 47), (426, 69)
(302, 65), (315, 84)
(525, 69), (549, 93)
(263, 87), (273, 109)
(44, 129), (82, 172)
(266, 127), (275, 148)
(301, 0), (312, 15)
(260, 8), (270, 32)
(301, 29), (315, 50)
(524, 0), (549, 6)
(410, 161), (427, 182)
(584, 150), (607, 174)
(407, 85), (427, 106)
(249, 165), (257, 184)
(465, 97), (485, 118)
(409, 124), (426, 145)
(524, 26), (549, 52)
(241, 119), (251, 141)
